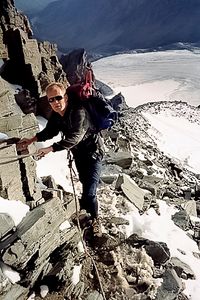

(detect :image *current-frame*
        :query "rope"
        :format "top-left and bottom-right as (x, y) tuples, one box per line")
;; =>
(0, 151), (40, 165)
(67, 151), (106, 300)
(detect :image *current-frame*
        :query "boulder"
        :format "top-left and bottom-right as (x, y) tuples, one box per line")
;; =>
(115, 174), (146, 210)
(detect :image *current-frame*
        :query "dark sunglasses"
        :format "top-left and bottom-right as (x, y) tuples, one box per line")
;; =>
(48, 95), (64, 103)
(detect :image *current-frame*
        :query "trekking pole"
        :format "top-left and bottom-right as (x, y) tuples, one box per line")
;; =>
(67, 151), (81, 232)
(67, 151), (106, 300)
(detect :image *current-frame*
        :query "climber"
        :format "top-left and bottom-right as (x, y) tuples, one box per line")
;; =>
(17, 82), (104, 237)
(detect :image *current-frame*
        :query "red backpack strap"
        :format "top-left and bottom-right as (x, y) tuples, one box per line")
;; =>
(66, 83), (91, 100)
(81, 83), (92, 98)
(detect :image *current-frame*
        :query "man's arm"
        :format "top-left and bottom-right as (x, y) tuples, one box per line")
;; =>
(17, 113), (60, 151)
(51, 106), (89, 152)
(36, 114), (60, 142)
(37, 107), (89, 157)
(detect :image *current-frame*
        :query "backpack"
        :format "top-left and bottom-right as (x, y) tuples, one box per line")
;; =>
(66, 84), (118, 132)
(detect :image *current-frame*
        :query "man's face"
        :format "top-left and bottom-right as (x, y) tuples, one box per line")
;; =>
(47, 86), (68, 115)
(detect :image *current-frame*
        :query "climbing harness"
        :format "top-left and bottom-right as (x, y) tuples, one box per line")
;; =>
(67, 151), (106, 300)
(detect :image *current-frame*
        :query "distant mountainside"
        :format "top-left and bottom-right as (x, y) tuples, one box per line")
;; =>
(15, 0), (200, 54)
(15, 0), (60, 14)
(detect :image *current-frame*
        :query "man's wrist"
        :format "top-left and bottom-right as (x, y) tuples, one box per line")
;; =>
(31, 136), (37, 143)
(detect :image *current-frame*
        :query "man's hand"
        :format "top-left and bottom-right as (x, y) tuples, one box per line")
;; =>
(17, 137), (37, 151)
(36, 146), (53, 159)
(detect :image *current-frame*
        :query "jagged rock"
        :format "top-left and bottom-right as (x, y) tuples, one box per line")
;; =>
(100, 175), (117, 184)
(15, 89), (37, 115)
(2, 197), (76, 270)
(86, 291), (104, 300)
(95, 79), (113, 96)
(194, 184), (200, 200)
(41, 175), (57, 189)
(105, 151), (133, 169)
(0, 213), (15, 239)
(129, 169), (144, 180)
(183, 189), (192, 200)
(168, 160), (183, 180)
(2, 28), (42, 91)
(101, 164), (122, 184)
(0, 267), (11, 295)
(155, 268), (183, 300)
(0, 0), (32, 60)
(0, 104), (44, 206)
(109, 217), (129, 226)
(2, 28), (68, 100)
(38, 41), (68, 91)
(171, 210), (190, 231)
(65, 281), (85, 299)
(181, 200), (197, 217)
(126, 233), (149, 247)
(0, 114), (23, 132)
(0, 144), (26, 201)
(115, 174), (146, 210)
(193, 222), (200, 241)
(0, 77), (16, 117)
(144, 241), (171, 265)
(137, 179), (158, 196)
(59, 48), (88, 84)
(0, 283), (28, 300)
(0, 108), (38, 137)
(114, 135), (131, 152)
(1, 12), (68, 119)
(126, 234), (170, 265)
(0, 207), (44, 251)
(110, 92), (129, 111)
(177, 293), (190, 300)
(143, 175), (164, 185)
(170, 257), (195, 280)
(196, 200), (200, 217)
(142, 193), (160, 214)
(40, 175), (63, 200)
(36, 95), (53, 120)
(163, 189), (179, 199)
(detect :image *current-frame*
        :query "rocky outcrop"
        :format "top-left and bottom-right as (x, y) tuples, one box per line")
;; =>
(0, 78), (78, 298)
(0, 0), (69, 119)
(59, 48), (114, 97)
(59, 48), (88, 85)
(0, 0), (33, 58)
(0, 77), (41, 205)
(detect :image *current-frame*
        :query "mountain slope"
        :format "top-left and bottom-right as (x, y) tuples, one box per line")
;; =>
(15, 0), (60, 14)
(26, 0), (200, 53)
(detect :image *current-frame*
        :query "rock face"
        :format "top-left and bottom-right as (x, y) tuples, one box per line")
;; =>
(0, 0), (33, 58)
(0, 86), (78, 299)
(0, 77), (40, 205)
(0, 0), (68, 119)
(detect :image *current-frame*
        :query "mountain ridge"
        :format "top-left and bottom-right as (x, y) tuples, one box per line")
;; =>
(15, 0), (200, 54)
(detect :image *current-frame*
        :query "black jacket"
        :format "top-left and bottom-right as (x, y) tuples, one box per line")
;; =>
(36, 100), (104, 157)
